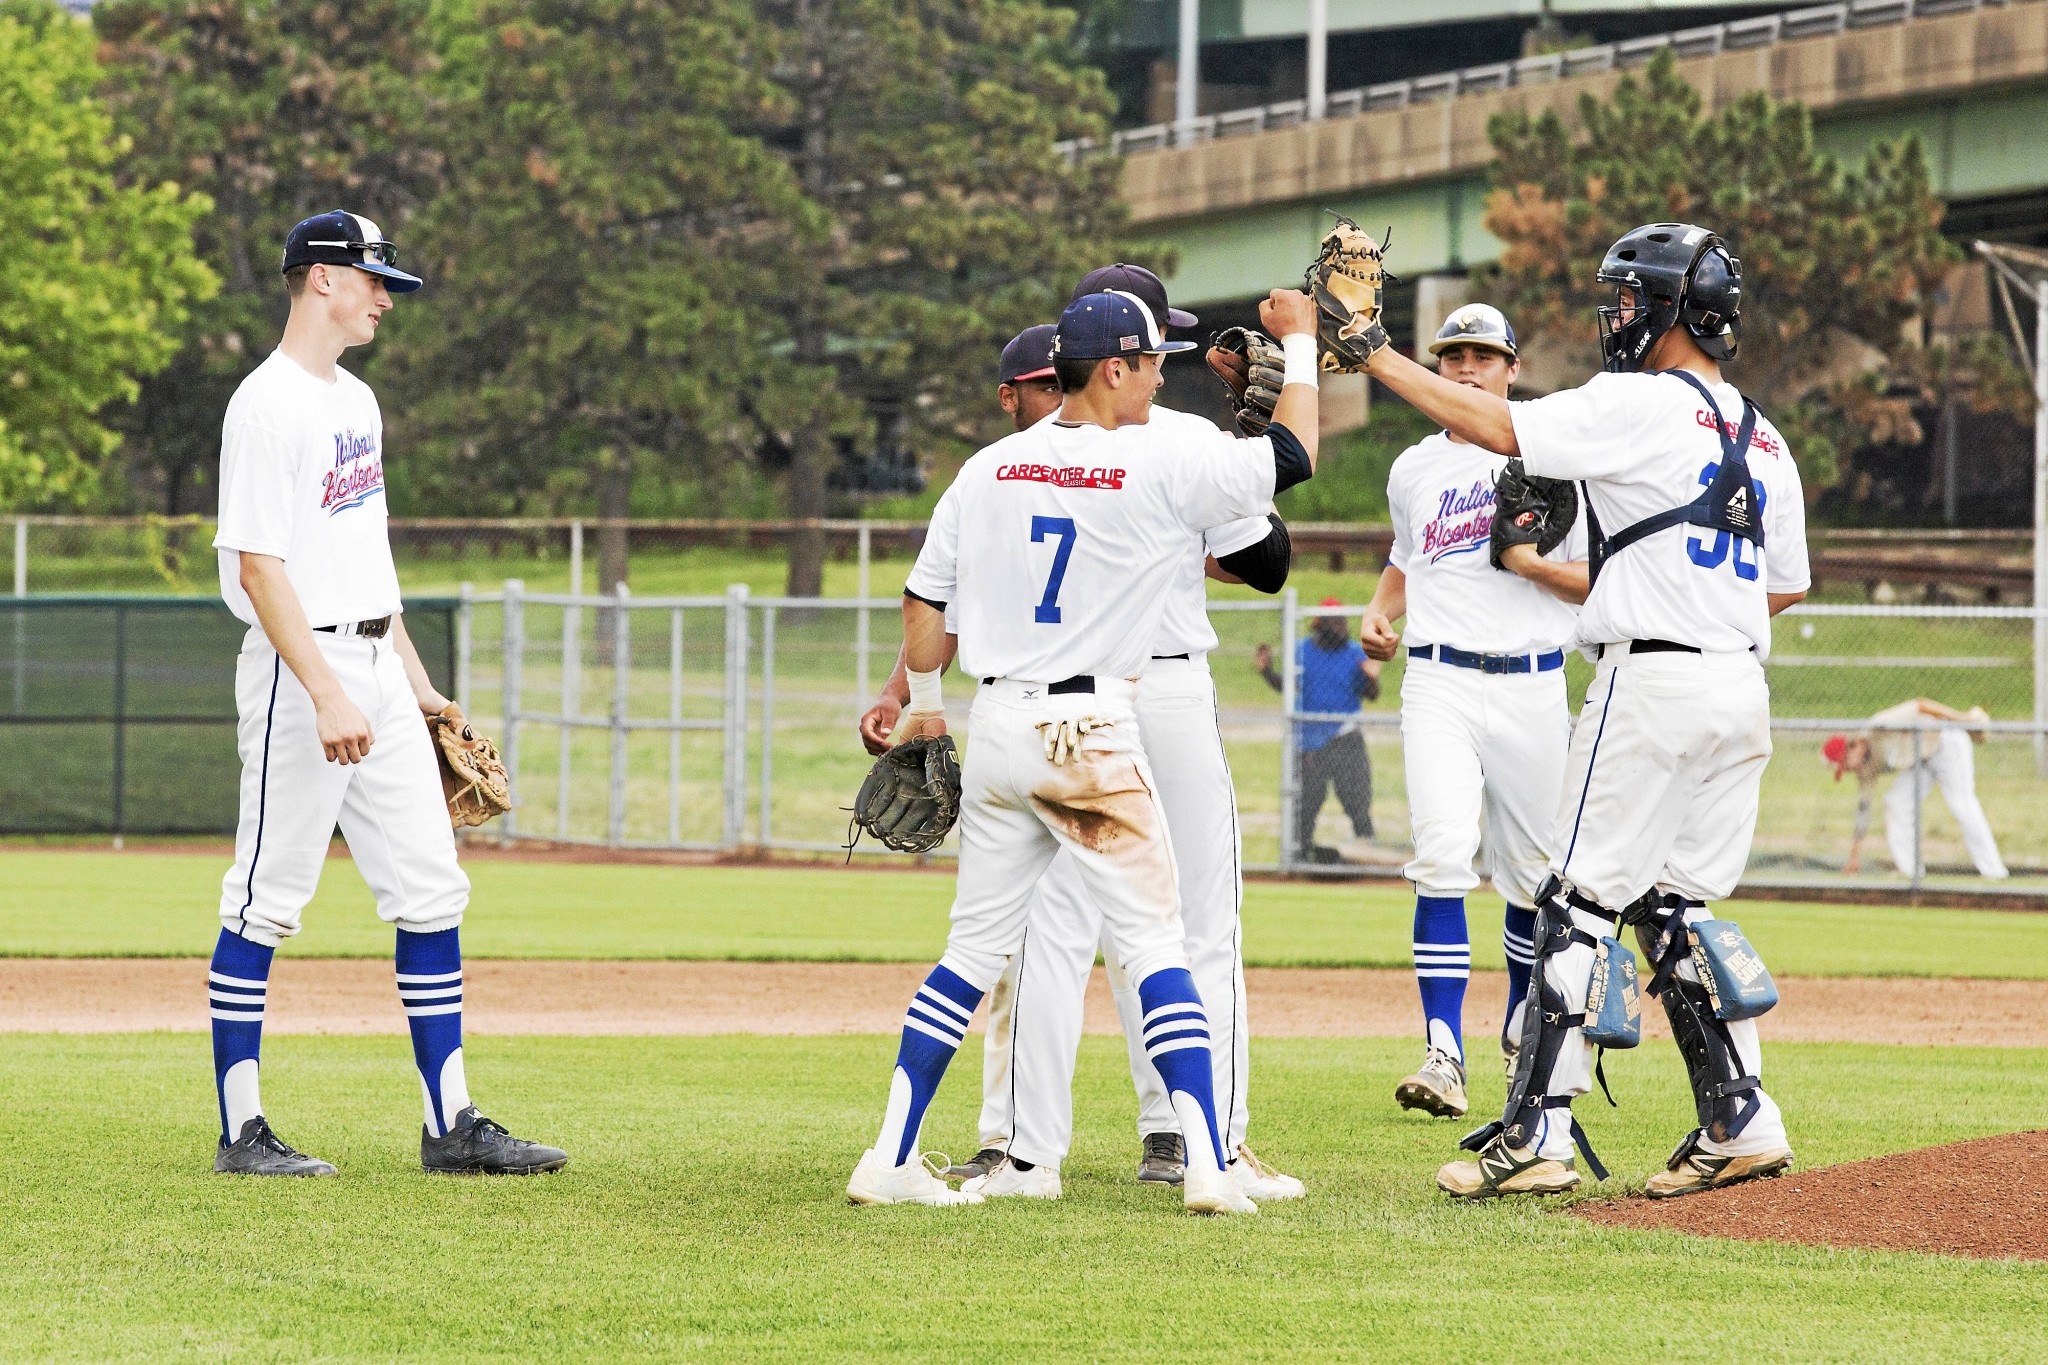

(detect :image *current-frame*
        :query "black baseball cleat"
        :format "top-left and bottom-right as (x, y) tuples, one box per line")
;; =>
(421, 1106), (568, 1175)
(943, 1146), (1007, 1181)
(215, 1116), (338, 1177)
(1136, 1131), (1186, 1185)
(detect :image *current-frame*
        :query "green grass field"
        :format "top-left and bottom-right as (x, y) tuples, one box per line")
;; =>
(9, 851), (2048, 976)
(1, 1033), (2042, 1361)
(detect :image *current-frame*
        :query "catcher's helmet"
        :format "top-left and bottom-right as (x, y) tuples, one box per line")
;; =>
(1595, 223), (1740, 373)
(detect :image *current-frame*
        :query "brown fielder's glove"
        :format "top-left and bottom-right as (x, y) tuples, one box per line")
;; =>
(1304, 217), (1392, 373)
(848, 734), (962, 854)
(427, 702), (512, 828)
(1206, 326), (1284, 437)
(1489, 458), (1581, 571)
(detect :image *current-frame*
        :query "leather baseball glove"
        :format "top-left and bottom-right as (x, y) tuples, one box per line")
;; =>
(1489, 458), (1581, 571)
(849, 734), (961, 854)
(427, 702), (512, 828)
(1206, 326), (1284, 437)
(1305, 217), (1392, 373)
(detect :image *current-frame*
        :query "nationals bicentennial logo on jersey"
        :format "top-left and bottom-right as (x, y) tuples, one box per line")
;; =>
(1419, 479), (1496, 563)
(322, 428), (385, 515)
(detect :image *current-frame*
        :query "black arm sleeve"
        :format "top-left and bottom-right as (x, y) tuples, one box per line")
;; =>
(1214, 514), (1292, 594)
(1268, 421), (1312, 494)
(903, 587), (947, 613)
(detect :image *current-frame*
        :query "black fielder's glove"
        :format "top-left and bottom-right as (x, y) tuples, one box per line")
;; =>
(1489, 458), (1580, 572)
(1206, 326), (1284, 437)
(848, 734), (962, 854)
(1304, 216), (1393, 373)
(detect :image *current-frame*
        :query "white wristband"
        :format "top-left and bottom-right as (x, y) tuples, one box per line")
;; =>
(1282, 332), (1319, 389)
(906, 668), (943, 714)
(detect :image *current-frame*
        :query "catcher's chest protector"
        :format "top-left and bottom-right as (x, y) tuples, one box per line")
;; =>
(1586, 370), (1764, 586)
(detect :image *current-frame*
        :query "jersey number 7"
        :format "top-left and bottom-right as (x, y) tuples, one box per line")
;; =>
(1031, 515), (1078, 624)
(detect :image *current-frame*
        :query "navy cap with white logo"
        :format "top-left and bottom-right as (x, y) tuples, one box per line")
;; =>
(998, 324), (1058, 384)
(282, 210), (423, 293)
(1052, 291), (1198, 361)
(1072, 263), (1196, 330)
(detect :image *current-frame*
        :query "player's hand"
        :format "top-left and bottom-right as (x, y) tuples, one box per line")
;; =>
(1358, 612), (1400, 661)
(859, 695), (904, 756)
(897, 711), (947, 743)
(316, 693), (375, 765)
(1253, 643), (1273, 671)
(418, 690), (454, 719)
(1499, 542), (1541, 577)
(1844, 852), (1861, 875)
(1259, 288), (1316, 342)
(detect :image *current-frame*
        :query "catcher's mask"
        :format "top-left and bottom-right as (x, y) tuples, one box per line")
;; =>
(1595, 223), (1740, 373)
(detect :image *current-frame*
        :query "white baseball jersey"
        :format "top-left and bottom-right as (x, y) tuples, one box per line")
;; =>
(1387, 432), (1584, 654)
(906, 415), (1276, 681)
(1510, 371), (1809, 658)
(213, 350), (403, 629)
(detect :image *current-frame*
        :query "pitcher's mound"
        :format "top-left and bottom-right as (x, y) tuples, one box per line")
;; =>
(1574, 1130), (2048, 1261)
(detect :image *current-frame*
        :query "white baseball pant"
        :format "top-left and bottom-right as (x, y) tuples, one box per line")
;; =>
(1399, 657), (1570, 907)
(219, 629), (468, 947)
(1884, 727), (2008, 879)
(1532, 647), (1786, 1160)
(973, 658), (1250, 1168)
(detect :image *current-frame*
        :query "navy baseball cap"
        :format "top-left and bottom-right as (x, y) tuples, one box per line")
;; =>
(282, 210), (423, 293)
(1052, 291), (1198, 361)
(998, 324), (1058, 384)
(1072, 263), (1196, 330)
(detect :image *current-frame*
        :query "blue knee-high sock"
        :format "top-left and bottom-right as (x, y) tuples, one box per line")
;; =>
(1501, 904), (1538, 1047)
(1136, 968), (1226, 1170)
(878, 964), (984, 1167)
(1413, 895), (1471, 1062)
(396, 927), (470, 1137)
(210, 928), (274, 1145)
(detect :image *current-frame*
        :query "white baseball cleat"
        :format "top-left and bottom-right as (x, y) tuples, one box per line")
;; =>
(961, 1157), (1062, 1200)
(1183, 1165), (1259, 1216)
(1228, 1144), (1304, 1201)
(846, 1149), (985, 1207)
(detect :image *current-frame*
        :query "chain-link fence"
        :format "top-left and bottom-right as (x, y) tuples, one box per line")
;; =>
(451, 585), (2048, 896)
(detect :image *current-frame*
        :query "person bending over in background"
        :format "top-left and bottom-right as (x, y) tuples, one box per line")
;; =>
(1825, 698), (2006, 880)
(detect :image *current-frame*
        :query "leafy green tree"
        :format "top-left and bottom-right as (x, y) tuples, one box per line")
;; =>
(755, 0), (1125, 595)
(1479, 49), (2018, 494)
(0, 0), (214, 509)
(94, 0), (443, 512)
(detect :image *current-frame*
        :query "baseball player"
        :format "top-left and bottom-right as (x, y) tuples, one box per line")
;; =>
(1351, 224), (1809, 1199)
(1357, 304), (1587, 1121)
(206, 211), (566, 1177)
(1825, 699), (2007, 879)
(865, 287), (1301, 1203)
(846, 286), (1321, 1215)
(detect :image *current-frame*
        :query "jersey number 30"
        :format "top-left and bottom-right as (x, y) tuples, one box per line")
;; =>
(1031, 515), (1077, 624)
(1686, 461), (1767, 582)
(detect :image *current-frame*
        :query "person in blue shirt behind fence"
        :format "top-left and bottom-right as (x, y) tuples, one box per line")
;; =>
(1256, 596), (1382, 863)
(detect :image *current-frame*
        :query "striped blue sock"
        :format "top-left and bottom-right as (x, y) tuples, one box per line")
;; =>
(396, 927), (470, 1137)
(1413, 895), (1471, 1062)
(1137, 968), (1225, 1170)
(1501, 904), (1539, 1048)
(878, 964), (983, 1167)
(209, 928), (273, 1145)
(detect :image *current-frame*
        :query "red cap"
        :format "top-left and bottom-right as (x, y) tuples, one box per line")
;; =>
(1821, 734), (1849, 780)
(1319, 596), (1342, 607)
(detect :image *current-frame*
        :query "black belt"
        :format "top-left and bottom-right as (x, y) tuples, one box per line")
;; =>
(1409, 644), (1564, 674)
(315, 615), (391, 639)
(981, 674), (1094, 695)
(1595, 638), (1699, 660)
(1151, 652), (1189, 661)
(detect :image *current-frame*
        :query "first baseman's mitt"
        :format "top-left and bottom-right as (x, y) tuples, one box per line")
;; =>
(427, 702), (512, 828)
(1304, 217), (1393, 373)
(1206, 326), (1284, 436)
(1488, 458), (1580, 571)
(848, 734), (962, 854)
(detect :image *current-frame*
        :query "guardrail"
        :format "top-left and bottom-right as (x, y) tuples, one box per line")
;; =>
(1059, 0), (2015, 160)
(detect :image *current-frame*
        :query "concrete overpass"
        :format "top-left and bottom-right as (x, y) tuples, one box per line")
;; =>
(1107, 0), (2048, 308)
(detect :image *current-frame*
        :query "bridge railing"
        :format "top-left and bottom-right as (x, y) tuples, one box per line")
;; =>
(1058, 0), (2016, 161)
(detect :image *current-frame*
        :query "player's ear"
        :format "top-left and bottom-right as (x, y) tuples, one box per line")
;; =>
(998, 383), (1019, 415)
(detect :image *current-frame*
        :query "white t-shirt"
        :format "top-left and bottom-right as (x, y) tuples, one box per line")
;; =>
(1143, 408), (1273, 658)
(213, 351), (404, 629)
(1387, 431), (1584, 655)
(907, 412), (1278, 682)
(1510, 370), (1810, 658)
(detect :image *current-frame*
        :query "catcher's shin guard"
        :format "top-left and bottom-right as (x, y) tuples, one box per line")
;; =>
(1626, 892), (1764, 1147)
(1463, 878), (1610, 1181)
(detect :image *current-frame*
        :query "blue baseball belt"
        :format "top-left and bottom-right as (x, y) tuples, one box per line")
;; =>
(1408, 644), (1564, 674)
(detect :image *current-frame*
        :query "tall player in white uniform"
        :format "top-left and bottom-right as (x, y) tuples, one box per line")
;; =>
(845, 287), (1322, 1215)
(1353, 224), (1808, 1199)
(207, 211), (566, 1177)
(1358, 305), (1586, 1121)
